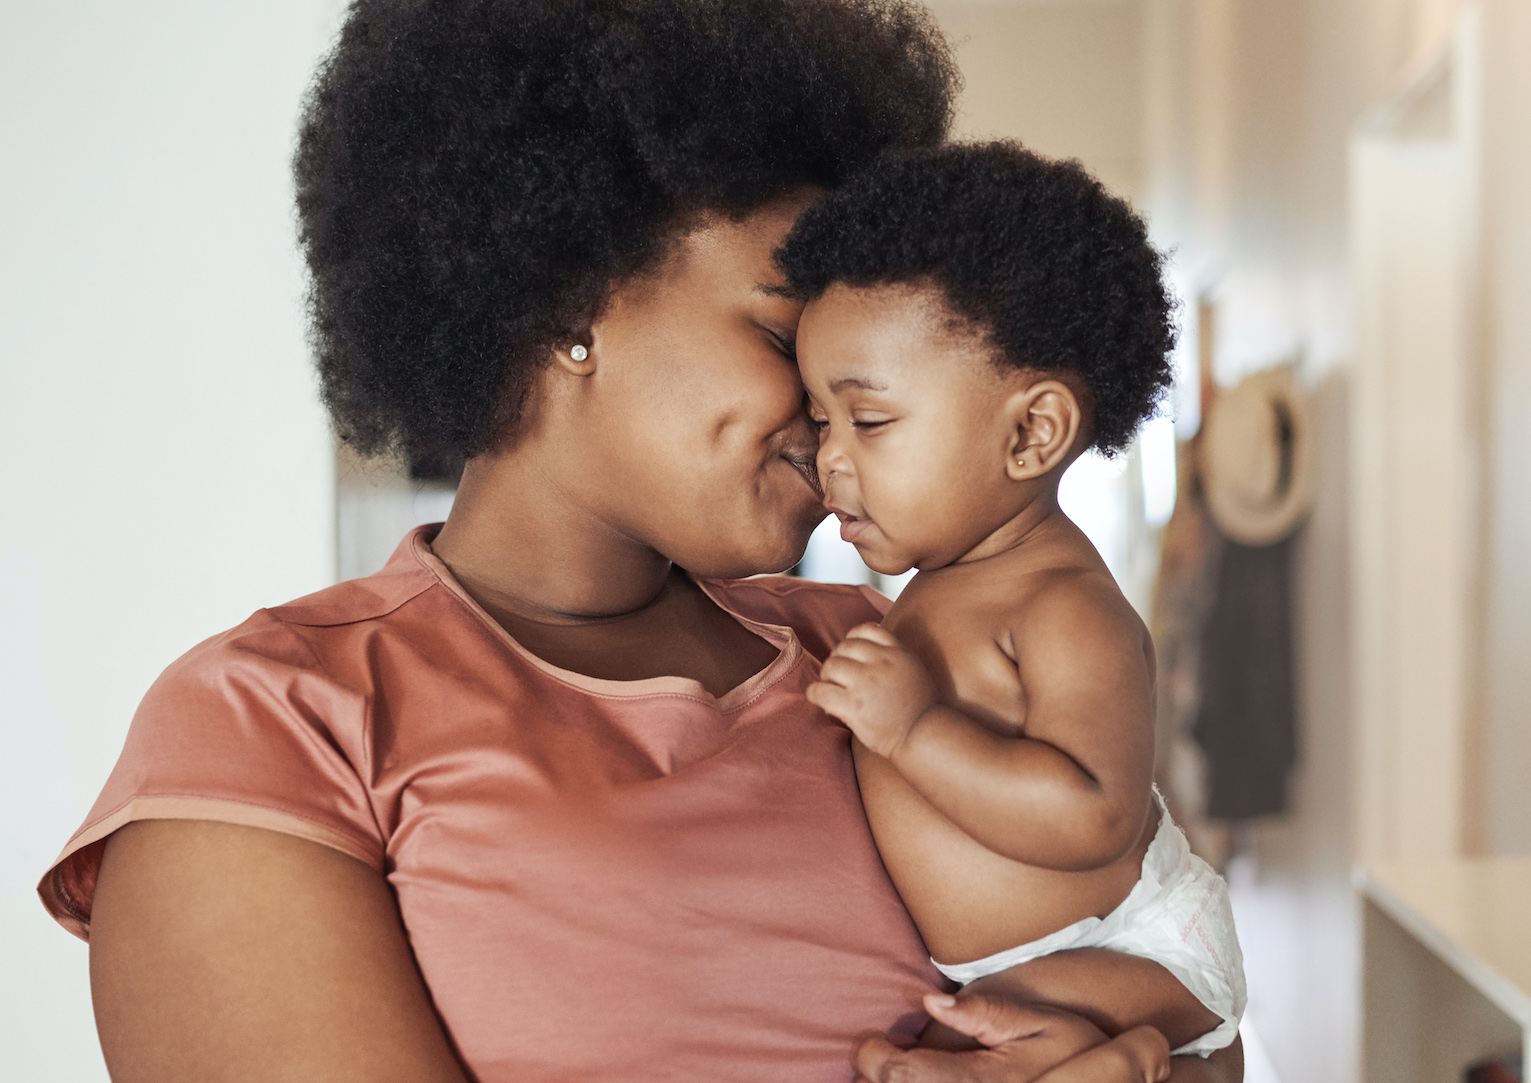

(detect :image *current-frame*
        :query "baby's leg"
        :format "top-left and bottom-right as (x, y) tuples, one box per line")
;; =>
(919, 948), (1222, 1053)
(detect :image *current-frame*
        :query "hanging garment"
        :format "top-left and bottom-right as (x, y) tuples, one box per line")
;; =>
(1192, 533), (1298, 820)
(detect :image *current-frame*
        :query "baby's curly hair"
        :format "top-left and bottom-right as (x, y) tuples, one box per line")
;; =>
(295, 0), (957, 467)
(777, 142), (1176, 455)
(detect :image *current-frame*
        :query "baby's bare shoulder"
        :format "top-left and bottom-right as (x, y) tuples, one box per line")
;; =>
(1005, 565), (1152, 687)
(1017, 559), (1144, 633)
(1015, 562), (1139, 623)
(893, 555), (1143, 651)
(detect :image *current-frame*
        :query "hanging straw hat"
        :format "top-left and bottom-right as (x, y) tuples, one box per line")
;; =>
(1199, 365), (1315, 545)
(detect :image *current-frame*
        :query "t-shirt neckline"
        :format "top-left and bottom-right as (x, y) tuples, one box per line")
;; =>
(406, 526), (803, 711)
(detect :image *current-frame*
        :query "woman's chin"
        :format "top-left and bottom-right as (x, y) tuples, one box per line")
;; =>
(666, 488), (824, 579)
(737, 532), (819, 578)
(733, 519), (826, 578)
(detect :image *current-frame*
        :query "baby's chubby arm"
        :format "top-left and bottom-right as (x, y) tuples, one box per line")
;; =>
(806, 575), (1156, 871)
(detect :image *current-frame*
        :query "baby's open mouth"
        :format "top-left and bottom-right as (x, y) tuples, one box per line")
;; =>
(832, 511), (873, 544)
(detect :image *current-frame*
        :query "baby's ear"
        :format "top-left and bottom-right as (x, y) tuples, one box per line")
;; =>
(1002, 378), (1084, 482)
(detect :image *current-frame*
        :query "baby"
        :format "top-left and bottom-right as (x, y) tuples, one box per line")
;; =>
(778, 143), (1245, 1071)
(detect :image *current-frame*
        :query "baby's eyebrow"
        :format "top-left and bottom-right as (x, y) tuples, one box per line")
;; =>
(829, 376), (888, 393)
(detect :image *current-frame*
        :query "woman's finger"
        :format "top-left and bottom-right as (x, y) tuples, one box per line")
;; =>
(1030, 1027), (1171, 1083)
(923, 992), (1052, 1047)
(852, 1033), (1005, 1083)
(848, 1035), (913, 1083)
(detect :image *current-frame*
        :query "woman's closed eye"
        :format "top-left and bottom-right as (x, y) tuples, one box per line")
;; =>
(766, 329), (798, 360)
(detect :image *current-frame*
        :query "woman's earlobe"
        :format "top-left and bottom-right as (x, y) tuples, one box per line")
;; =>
(554, 336), (597, 376)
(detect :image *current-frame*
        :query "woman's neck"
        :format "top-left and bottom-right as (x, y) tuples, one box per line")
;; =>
(431, 448), (674, 625)
(428, 443), (782, 697)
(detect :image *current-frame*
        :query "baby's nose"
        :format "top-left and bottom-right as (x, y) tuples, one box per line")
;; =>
(816, 437), (852, 485)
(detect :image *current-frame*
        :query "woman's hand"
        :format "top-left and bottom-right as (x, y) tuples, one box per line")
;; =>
(806, 624), (938, 758)
(853, 991), (1240, 1083)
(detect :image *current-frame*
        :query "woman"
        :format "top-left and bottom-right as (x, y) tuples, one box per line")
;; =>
(41, 2), (1241, 1079)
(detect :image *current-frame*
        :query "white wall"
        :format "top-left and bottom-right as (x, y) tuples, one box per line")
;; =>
(1137, 0), (1379, 1075)
(1140, 1), (1531, 1079)
(928, 0), (1143, 198)
(1478, 0), (1531, 857)
(0, 2), (345, 1076)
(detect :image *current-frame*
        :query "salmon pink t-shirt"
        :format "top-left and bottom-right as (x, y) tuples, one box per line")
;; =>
(39, 526), (938, 1082)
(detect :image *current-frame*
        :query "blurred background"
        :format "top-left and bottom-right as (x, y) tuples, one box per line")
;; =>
(3, 2), (1529, 1081)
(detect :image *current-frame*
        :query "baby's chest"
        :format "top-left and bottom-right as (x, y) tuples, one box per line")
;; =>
(883, 603), (1026, 735)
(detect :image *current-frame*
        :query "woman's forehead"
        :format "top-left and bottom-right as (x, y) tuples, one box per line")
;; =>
(676, 198), (817, 276)
(616, 210), (812, 319)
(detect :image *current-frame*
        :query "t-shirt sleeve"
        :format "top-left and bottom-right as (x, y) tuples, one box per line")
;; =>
(38, 612), (386, 941)
(854, 582), (894, 618)
(708, 577), (892, 661)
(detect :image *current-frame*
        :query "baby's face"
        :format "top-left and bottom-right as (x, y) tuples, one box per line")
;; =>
(797, 283), (1033, 574)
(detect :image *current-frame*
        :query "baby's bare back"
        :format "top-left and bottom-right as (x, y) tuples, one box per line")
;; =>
(856, 515), (1159, 967)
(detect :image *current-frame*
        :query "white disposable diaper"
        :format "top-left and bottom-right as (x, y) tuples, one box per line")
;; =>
(932, 792), (1246, 1057)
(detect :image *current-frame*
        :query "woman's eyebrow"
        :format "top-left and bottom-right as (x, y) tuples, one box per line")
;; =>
(829, 376), (888, 393)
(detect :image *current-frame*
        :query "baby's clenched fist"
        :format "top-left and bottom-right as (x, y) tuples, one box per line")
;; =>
(805, 623), (938, 759)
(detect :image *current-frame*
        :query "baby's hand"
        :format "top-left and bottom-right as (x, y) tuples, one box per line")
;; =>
(806, 624), (938, 759)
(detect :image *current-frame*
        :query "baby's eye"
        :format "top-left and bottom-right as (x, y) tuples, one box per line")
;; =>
(851, 417), (891, 431)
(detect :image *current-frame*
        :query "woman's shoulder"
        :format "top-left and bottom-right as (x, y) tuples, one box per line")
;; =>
(151, 542), (447, 700)
(703, 575), (890, 661)
(266, 570), (436, 629)
(38, 540), (473, 938)
(187, 525), (479, 680)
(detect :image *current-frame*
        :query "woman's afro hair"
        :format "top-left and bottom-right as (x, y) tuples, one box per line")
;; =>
(777, 142), (1177, 455)
(295, 0), (958, 468)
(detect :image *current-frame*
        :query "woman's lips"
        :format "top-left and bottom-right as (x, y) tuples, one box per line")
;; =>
(783, 454), (824, 498)
(838, 515), (873, 544)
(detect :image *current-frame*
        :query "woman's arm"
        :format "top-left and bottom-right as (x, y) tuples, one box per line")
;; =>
(1021, 1032), (1242, 1083)
(1174, 1040), (1244, 1082)
(1028, 1030), (1243, 1083)
(923, 950), (1221, 1056)
(854, 993), (1243, 1083)
(90, 819), (470, 1083)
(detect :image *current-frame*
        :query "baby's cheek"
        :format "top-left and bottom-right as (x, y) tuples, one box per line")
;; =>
(870, 475), (944, 546)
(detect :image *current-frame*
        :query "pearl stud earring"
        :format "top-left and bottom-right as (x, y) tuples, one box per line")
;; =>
(571, 345), (589, 362)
